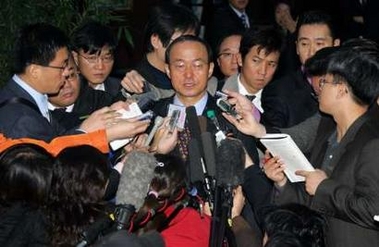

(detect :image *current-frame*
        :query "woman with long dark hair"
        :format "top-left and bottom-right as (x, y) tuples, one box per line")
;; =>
(0, 144), (53, 246)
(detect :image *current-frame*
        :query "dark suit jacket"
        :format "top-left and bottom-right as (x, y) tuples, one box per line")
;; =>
(205, 4), (251, 50)
(152, 94), (259, 166)
(73, 80), (114, 117)
(79, 75), (123, 100)
(0, 79), (80, 142)
(262, 69), (319, 128)
(275, 105), (379, 247)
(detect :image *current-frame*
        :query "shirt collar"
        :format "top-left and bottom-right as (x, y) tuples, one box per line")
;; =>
(173, 93), (208, 116)
(48, 102), (74, 112)
(237, 74), (264, 113)
(93, 83), (105, 91)
(13, 74), (50, 119)
(229, 4), (245, 17)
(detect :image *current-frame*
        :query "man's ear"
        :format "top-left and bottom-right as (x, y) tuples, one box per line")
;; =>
(337, 83), (348, 99)
(151, 34), (163, 50)
(165, 63), (171, 78)
(28, 64), (40, 79)
(237, 54), (243, 67)
(72, 51), (79, 66)
(208, 62), (215, 79)
(333, 39), (341, 47)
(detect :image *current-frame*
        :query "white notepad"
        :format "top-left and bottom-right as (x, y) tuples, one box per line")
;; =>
(260, 133), (315, 182)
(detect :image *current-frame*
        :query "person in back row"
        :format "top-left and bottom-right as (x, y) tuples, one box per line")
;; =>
(221, 27), (283, 124)
(214, 32), (242, 80)
(121, 3), (219, 102)
(262, 10), (340, 128)
(71, 20), (123, 99)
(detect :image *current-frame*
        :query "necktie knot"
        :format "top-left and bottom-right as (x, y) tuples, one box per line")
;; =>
(245, 95), (256, 101)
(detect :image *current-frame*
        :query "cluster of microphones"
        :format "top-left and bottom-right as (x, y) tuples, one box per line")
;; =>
(77, 92), (246, 247)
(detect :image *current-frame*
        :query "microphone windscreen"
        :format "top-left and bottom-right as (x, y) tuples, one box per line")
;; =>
(116, 151), (157, 208)
(201, 132), (217, 177)
(188, 139), (205, 183)
(216, 139), (245, 187)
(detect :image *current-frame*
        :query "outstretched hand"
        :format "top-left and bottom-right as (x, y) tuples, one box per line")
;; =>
(221, 90), (266, 137)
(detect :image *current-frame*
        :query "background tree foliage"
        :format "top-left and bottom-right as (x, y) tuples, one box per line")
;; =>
(0, 0), (133, 85)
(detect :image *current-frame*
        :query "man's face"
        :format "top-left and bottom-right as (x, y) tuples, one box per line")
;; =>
(165, 40), (214, 105)
(318, 74), (342, 114)
(229, 0), (249, 11)
(239, 46), (280, 94)
(217, 35), (241, 78)
(48, 60), (80, 107)
(38, 47), (70, 94)
(296, 24), (339, 65)
(75, 46), (114, 86)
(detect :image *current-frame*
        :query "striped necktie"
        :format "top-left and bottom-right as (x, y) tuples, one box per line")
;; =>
(240, 13), (249, 29)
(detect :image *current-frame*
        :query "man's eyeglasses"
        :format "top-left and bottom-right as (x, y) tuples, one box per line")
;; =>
(65, 72), (79, 82)
(78, 53), (114, 64)
(319, 77), (341, 90)
(38, 60), (69, 73)
(218, 52), (239, 60)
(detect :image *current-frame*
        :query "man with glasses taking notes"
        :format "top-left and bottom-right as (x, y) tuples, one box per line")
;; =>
(0, 23), (149, 142)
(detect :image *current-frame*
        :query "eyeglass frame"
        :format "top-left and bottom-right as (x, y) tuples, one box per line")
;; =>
(77, 53), (114, 64)
(64, 71), (79, 82)
(217, 52), (239, 60)
(33, 60), (69, 73)
(318, 76), (342, 90)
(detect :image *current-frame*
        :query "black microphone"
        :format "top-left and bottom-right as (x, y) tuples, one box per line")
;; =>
(212, 138), (246, 247)
(115, 151), (158, 230)
(77, 216), (113, 247)
(201, 132), (217, 178)
(216, 138), (245, 188)
(186, 106), (204, 154)
(186, 106), (213, 204)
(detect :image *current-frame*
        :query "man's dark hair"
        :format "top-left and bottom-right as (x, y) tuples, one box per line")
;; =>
(304, 46), (338, 76)
(144, 3), (200, 52)
(265, 232), (305, 247)
(325, 40), (379, 105)
(215, 31), (244, 56)
(165, 35), (213, 64)
(295, 10), (338, 40)
(262, 203), (326, 247)
(14, 23), (69, 74)
(71, 20), (117, 55)
(239, 28), (284, 61)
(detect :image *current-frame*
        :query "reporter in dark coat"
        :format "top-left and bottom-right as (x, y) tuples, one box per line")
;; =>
(267, 43), (379, 247)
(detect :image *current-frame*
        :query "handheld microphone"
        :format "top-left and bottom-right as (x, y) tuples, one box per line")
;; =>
(115, 151), (158, 226)
(206, 110), (226, 145)
(216, 138), (245, 188)
(144, 116), (164, 147)
(186, 106), (213, 205)
(77, 216), (113, 247)
(212, 138), (246, 247)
